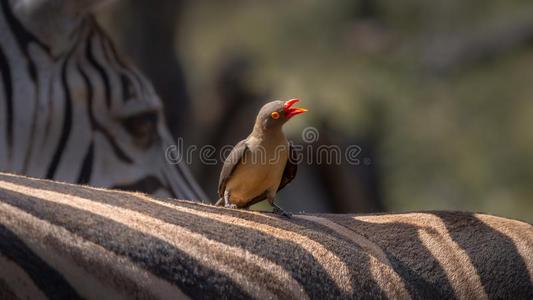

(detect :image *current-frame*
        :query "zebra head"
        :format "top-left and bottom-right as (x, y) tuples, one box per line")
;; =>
(0, 0), (206, 200)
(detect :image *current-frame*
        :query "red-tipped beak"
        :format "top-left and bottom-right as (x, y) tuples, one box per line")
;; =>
(283, 99), (308, 119)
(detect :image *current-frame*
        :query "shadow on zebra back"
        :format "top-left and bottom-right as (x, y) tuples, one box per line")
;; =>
(0, 0), (205, 201)
(0, 172), (531, 299)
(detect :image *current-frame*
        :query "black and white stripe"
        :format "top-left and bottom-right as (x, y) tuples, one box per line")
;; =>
(0, 172), (532, 299)
(0, 0), (205, 200)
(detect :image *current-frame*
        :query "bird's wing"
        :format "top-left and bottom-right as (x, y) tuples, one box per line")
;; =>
(218, 139), (249, 198)
(242, 144), (298, 208)
(277, 143), (298, 191)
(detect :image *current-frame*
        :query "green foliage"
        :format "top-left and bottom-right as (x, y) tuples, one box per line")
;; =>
(179, 0), (533, 221)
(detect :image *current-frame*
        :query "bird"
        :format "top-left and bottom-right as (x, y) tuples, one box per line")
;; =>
(216, 99), (307, 217)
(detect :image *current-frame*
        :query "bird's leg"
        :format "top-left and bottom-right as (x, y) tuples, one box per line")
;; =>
(272, 203), (292, 218)
(267, 193), (292, 218)
(224, 190), (237, 209)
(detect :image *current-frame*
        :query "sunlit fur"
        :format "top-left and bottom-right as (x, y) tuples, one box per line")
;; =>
(0, 172), (531, 299)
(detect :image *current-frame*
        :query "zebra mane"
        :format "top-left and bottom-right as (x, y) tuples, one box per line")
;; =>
(0, 172), (531, 299)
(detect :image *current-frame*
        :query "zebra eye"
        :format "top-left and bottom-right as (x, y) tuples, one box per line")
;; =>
(121, 111), (159, 148)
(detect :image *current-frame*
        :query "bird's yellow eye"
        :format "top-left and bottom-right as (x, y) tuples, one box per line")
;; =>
(271, 111), (280, 119)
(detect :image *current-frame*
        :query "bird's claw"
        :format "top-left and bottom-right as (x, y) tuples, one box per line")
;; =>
(224, 203), (237, 209)
(280, 211), (293, 218)
(272, 205), (292, 218)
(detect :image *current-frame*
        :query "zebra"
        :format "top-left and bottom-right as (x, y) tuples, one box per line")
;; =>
(0, 0), (206, 200)
(0, 172), (532, 299)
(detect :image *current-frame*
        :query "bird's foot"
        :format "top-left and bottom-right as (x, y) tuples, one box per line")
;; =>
(272, 205), (292, 218)
(222, 190), (237, 209)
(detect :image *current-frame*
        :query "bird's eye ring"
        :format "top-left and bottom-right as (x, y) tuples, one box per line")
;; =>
(271, 111), (280, 119)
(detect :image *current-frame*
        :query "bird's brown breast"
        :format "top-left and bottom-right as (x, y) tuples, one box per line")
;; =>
(226, 136), (288, 207)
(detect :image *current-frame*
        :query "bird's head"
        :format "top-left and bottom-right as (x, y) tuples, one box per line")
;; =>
(256, 99), (307, 130)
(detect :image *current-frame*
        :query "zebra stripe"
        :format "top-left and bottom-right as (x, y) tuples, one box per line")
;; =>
(1, 172), (532, 299)
(0, 45), (11, 166)
(0, 1), (206, 200)
(1, 173), (533, 298)
(292, 215), (411, 299)
(0, 200), (188, 300)
(45, 48), (74, 179)
(86, 26), (112, 109)
(0, 224), (82, 299)
(353, 213), (488, 299)
(477, 214), (533, 282)
(294, 215), (392, 266)
(0, 45), (12, 151)
(0, 253), (48, 300)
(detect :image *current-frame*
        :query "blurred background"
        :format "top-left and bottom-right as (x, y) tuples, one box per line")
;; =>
(98, 0), (533, 222)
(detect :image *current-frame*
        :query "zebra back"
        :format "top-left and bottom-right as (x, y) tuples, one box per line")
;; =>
(0, 172), (531, 299)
